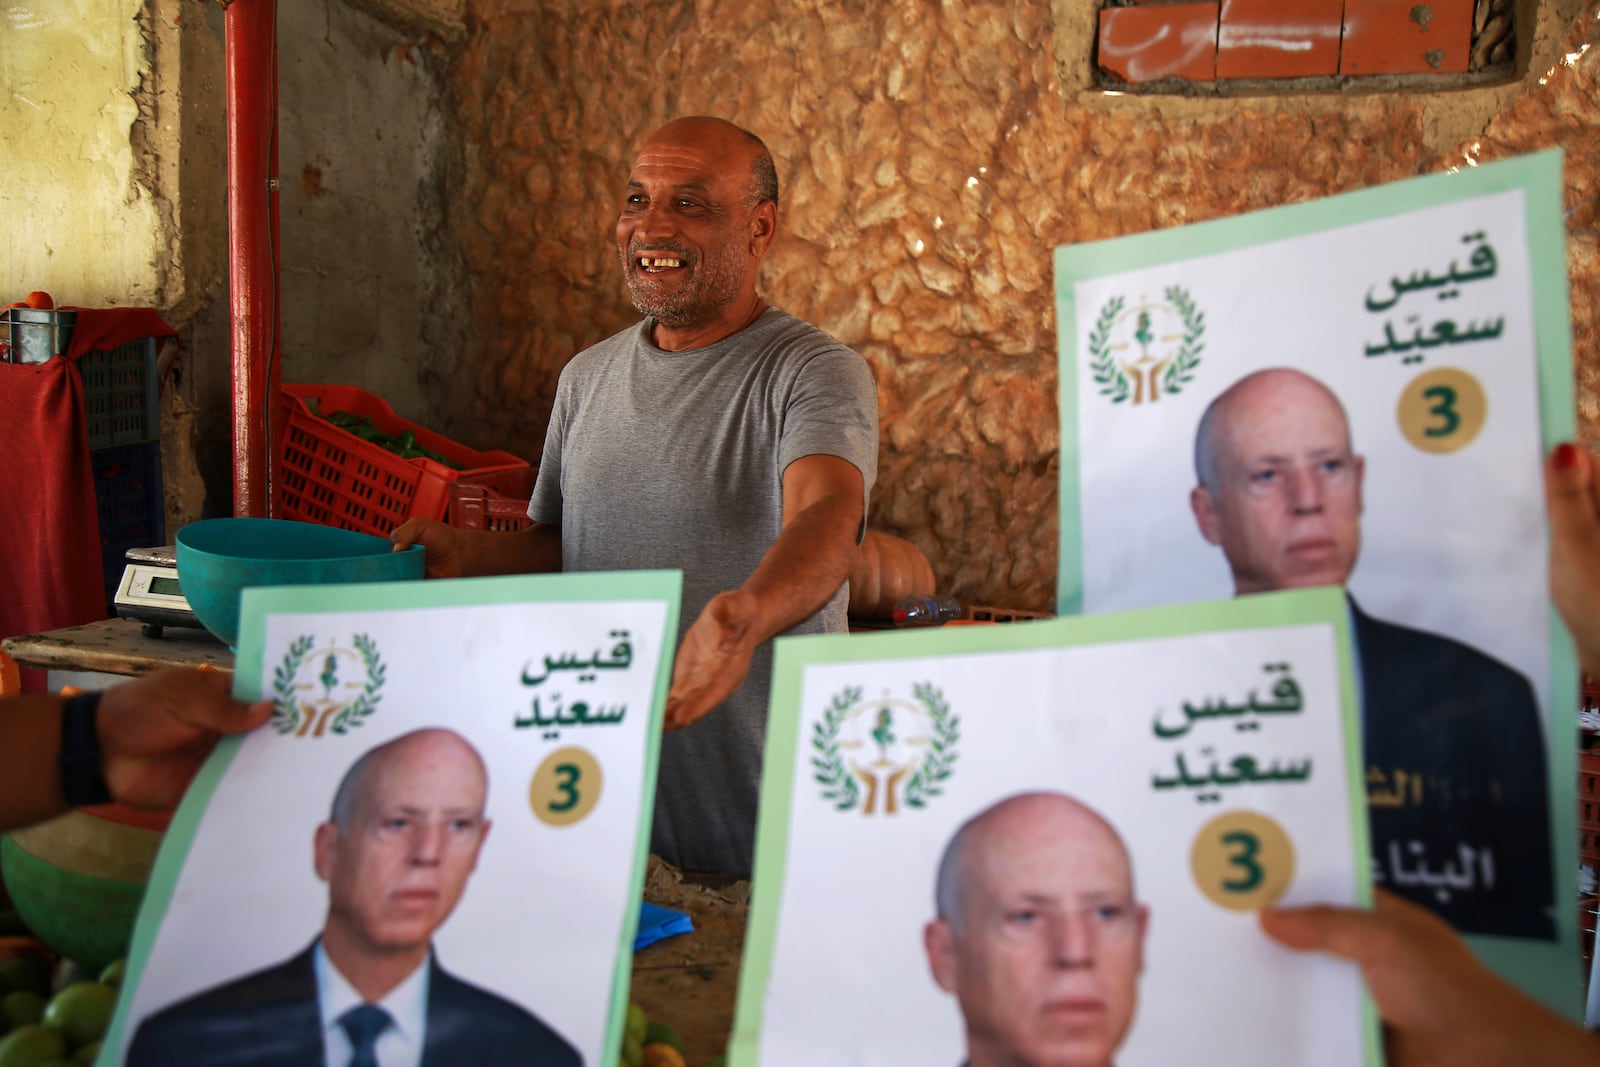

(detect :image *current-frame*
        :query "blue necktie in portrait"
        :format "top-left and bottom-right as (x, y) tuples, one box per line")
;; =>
(339, 1003), (393, 1067)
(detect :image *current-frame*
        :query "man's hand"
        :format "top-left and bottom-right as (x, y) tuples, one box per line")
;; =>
(1260, 889), (1597, 1067)
(96, 669), (274, 811)
(657, 455), (864, 731)
(390, 517), (467, 579)
(1547, 441), (1600, 676)
(664, 590), (763, 730)
(391, 518), (562, 578)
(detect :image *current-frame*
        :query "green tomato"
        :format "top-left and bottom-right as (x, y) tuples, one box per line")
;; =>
(41, 983), (116, 1051)
(643, 1021), (684, 1054)
(94, 960), (125, 991)
(624, 1001), (649, 1046)
(0, 1024), (67, 1067)
(0, 961), (47, 1000)
(0, 991), (44, 1031)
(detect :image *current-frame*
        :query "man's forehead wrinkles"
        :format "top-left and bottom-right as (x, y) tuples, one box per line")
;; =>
(634, 142), (726, 166)
(630, 158), (718, 183)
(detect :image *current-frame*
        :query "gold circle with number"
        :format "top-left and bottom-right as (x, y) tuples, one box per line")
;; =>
(1189, 810), (1296, 911)
(1396, 368), (1487, 454)
(529, 747), (602, 827)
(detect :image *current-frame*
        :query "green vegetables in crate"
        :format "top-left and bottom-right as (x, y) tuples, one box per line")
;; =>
(307, 401), (463, 469)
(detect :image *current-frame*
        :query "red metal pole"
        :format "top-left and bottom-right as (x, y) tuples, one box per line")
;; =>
(225, 0), (281, 518)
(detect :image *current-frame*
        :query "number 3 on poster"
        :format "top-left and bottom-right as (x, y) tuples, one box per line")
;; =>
(1190, 810), (1297, 910)
(530, 747), (603, 826)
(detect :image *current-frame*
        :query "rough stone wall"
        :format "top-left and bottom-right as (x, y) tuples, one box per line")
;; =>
(448, 0), (1600, 613)
(1467, 26), (1600, 430)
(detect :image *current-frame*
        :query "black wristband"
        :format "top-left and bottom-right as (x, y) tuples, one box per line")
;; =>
(59, 691), (113, 807)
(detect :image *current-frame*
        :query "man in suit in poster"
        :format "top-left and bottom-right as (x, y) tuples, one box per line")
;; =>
(1189, 367), (1553, 939)
(128, 727), (582, 1066)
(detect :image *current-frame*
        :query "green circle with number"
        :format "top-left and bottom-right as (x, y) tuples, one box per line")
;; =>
(1189, 810), (1295, 911)
(1397, 367), (1487, 454)
(529, 747), (602, 827)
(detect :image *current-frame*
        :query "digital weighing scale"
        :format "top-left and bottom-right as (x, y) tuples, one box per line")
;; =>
(113, 546), (205, 637)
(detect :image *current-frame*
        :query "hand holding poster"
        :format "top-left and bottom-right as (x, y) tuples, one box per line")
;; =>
(732, 589), (1378, 1067)
(98, 570), (681, 1067)
(1056, 150), (1578, 1011)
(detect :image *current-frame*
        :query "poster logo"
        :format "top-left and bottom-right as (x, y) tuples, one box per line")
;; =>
(271, 634), (387, 738)
(811, 683), (960, 815)
(1087, 286), (1205, 405)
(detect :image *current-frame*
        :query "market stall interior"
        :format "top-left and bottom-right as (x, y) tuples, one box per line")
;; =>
(7, 0), (1600, 1060)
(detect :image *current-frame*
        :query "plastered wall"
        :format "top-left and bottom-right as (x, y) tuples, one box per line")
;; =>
(446, 0), (1600, 612)
(3, 0), (457, 523)
(2, 0), (163, 306)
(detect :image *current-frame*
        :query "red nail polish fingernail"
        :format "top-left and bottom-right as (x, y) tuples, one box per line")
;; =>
(1555, 442), (1580, 470)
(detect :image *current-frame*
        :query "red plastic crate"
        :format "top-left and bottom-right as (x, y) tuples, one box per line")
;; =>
(962, 604), (1054, 624)
(1581, 752), (1600, 816)
(278, 384), (529, 537)
(1582, 895), (1600, 966)
(1582, 752), (1600, 867)
(446, 469), (536, 533)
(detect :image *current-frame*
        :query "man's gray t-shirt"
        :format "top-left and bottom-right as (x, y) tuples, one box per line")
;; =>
(528, 307), (878, 875)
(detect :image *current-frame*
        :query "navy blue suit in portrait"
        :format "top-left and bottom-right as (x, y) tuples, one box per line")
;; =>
(126, 943), (582, 1066)
(1354, 600), (1555, 940)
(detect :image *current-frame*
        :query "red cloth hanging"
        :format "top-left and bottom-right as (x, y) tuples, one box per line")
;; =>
(61, 307), (179, 362)
(0, 358), (107, 693)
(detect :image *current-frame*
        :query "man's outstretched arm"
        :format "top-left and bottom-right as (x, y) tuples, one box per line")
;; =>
(664, 453), (864, 729)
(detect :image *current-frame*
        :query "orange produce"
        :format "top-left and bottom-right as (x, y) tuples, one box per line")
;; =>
(641, 1044), (687, 1067)
(847, 529), (936, 620)
(0, 650), (18, 697)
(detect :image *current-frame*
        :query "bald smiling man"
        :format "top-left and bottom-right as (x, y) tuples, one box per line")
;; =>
(924, 792), (1148, 1067)
(391, 117), (878, 879)
(129, 729), (581, 1067)
(1190, 368), (1553, 941)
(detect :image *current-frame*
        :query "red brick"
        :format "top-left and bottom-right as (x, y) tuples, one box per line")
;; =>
(1341, 0), (1474, 75)
(1098, 3), (1220, 84)
(1216, 0), (1344, 79)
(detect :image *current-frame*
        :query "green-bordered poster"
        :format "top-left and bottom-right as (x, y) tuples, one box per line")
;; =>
(732, 589), (1378, 1067)
(1056, 150), (1578, 1013)
(98, 570), (681, 1067)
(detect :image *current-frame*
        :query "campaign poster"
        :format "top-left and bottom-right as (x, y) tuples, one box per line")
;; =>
(1056, 150), (1578, 1012)
(732, 589), (1377, 1067)
(99, 570), (681, 1067)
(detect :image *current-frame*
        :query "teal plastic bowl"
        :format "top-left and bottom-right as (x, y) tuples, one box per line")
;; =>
(175, 519), (424, 646)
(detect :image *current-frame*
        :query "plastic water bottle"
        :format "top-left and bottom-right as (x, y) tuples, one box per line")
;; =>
(892, 594), (962, 628)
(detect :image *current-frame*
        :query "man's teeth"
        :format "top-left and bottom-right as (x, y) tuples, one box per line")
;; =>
(639, 256), (682, 269)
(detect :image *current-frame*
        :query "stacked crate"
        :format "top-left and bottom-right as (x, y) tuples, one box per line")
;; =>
(279, 383), (530, 536)
(446, 468), (538, 533)
(80, 339), (164, 612)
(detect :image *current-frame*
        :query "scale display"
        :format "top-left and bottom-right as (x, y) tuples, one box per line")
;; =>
(114, 547), (205, 635)
(147, 574), (184, 598)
